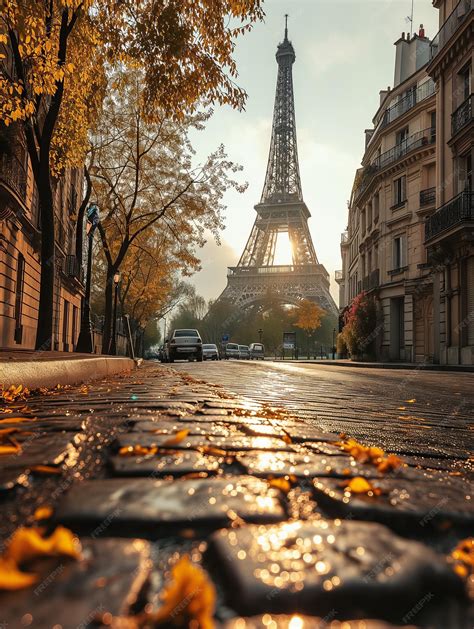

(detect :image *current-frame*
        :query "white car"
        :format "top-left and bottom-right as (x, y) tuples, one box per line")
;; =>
(165, 329), (203, 362)
(202, 343), (219, 360)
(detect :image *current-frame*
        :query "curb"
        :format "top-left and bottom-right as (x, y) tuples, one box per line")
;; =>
(268, 359), (474, 373)
(0, 357), (137, 389)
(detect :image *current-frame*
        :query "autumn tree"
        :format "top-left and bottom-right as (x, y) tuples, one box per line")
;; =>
(92, 71), (247, 352)
(293, 299), (326, 357)
(0, 0), (264, 351)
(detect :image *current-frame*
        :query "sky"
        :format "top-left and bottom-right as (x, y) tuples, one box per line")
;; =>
(189, 0), (439, 305)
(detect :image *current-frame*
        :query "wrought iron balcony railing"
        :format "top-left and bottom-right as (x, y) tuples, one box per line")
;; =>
(425, 190), (474, 241)
(430, 0), (473, 60)
(381, 80), (435, 128)
(0, 152), (27, 200)
(373, 128), (436, 170)
(420, 187), (436, 207)
(362, 269), (380, 292)
(356, 129), (435, 201)
(452, 94), (473, 136)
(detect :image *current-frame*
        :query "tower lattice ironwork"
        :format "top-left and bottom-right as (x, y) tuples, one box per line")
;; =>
(218, 20), (337, 317)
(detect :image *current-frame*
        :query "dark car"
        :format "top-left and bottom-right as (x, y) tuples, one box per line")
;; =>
(238, 344), (250, 359)
(202, 343), (219, 360)
(223, 343), (240, 359)
(249, 342), (265, 360)
(165, 329), (203, 363)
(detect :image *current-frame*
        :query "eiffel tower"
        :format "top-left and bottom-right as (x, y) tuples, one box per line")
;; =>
(219, 19), (337, 317)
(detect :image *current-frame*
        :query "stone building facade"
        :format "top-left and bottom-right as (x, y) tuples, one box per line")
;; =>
(339, 1), (473, 365)
(338, 27), (438, 362)
(425, 0), (473, 365)
(0, 128), (84, 351)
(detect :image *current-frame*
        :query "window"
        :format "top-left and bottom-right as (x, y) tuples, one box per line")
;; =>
(459, 63), (471, 103)
(392, 235), (406, 270)
(367, 201), (372, 229)
(393, 175), (407, 207)
(14, 254), (25, 344)
(396, 127), (409, 146)
(373, 192), (380, 221)
(430, 111), (436, 143)
(457, 151), (472, 193)
(361, 209), (366, 234)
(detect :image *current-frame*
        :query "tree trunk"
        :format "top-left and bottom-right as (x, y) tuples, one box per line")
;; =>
(102, 266), (114, 354)
(75, 166), (91, 266)
(34, 164), (56, 351)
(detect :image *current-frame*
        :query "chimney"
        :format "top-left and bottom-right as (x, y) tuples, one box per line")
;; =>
(419, 24), (425, 38)
(407, 32), (411, 41)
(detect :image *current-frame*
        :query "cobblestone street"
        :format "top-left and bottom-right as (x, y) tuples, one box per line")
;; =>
(0, 362), (473, 627)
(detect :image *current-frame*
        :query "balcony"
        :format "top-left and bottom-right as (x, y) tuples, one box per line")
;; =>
(63, 254), (84, 283)
(362, 269), (380, 292)
(420, 187), (436, 207)
(425, 190), (474, 241)
(452, 94), (473, 137)
(356, 129), (435, 201)
(381, 80), (435, 128)
(0, 152), (27, 203)
(373, 128), (435, 170)
(430, 0), (473, 60)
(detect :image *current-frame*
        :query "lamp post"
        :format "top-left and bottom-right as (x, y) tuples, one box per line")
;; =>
(332, 327), (336, 360)
(258, 328), (263, 343)
(76, 204), (99, 353)
(109, 270), (121, 355)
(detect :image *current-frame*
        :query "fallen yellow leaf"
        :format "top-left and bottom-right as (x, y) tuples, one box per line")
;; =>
(30, 465), (62, 475)
(268, 478), (292, 494)
(34, 506), (53, 520)
(144, 556), (216, 628)
(449, 538), (474, 582)
(406, 399), (416, 404)
(0, 557), (37, 590)
(0, 443), (21, 455)
(163, 429), (190, 446)
(7, 526), (81, 564)
(343, 476), (381, 495)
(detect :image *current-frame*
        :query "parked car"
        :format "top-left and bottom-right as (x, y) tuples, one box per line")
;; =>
(164, 329), (203, 363)
(238, 344), (250, 359)
(249, 342), (265, 360)
(202, 343), (219, 360)
(223, 343), (240, 359)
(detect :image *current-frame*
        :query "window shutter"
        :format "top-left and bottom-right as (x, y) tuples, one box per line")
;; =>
(401, 234), (408, 268)
(401, 175), (407, 202)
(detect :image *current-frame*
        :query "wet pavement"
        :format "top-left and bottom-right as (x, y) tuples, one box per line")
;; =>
(0, 362), (472, 628)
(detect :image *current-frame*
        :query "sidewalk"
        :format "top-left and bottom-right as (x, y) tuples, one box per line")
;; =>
(0, 349), (136, 389)
(272, 357), (474, 372)
(0, 362), (471, 627)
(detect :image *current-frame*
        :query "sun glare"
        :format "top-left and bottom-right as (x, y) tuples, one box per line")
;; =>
(273, 231), (293, 266)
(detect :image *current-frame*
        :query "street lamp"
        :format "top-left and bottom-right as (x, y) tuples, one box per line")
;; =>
(332, 327), (336, 360)
(258, 328), (263, 343)
(76, 204), (100, 353)
(109, 270), (121, 355)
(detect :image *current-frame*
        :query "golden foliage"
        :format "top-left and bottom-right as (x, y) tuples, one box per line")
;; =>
(337, 437), (403, 473)
(292, 300), (325, 334)
(342, 476), (382, 496)
(0, 525), (81, 591)
(142, 555), (216, 628)
(1, 385), (30, 403)
(449, 538), (474, 581)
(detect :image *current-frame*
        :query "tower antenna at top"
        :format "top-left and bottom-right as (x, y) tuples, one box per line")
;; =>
(284, 13), (289, 40)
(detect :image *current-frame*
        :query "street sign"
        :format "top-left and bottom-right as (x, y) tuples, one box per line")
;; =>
(283, 331), (296, 350)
